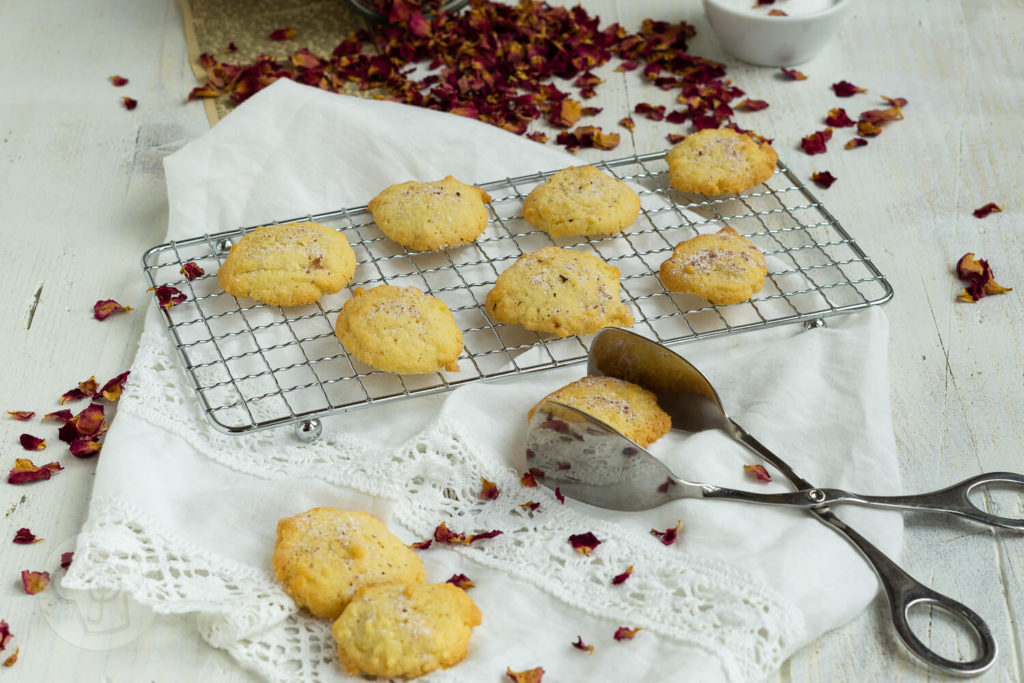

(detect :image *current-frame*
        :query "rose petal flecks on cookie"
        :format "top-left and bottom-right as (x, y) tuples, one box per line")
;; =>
(368, 176), (491, 252)
(666, 128), (778, 195)
(659, 226), (767, 305)
(523, 165), (641, 237)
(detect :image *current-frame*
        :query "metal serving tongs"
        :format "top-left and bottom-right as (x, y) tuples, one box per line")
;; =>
(525, 327), (1024, 676)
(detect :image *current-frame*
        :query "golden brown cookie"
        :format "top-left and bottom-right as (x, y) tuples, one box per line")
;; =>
(332, 581), (482, 679)
(666, 128), (778, 195)
(485, 247), (633, 338)
(368, 176), (492, 252)
(528, 376), (671, 447)
(334, 285), (463, 374)
(217, 221), (356, 307)
(522, 165), (641, 237)
(659, 226), (767, 305)
(272, 508), (426, 620)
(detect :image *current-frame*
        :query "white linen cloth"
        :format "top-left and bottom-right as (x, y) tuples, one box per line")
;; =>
(64, 78), (902, 682)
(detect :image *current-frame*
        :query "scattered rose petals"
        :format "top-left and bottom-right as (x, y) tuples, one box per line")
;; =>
(549, 99), (582, 128)
(614, 626), (642, 641)
(8, 458), (62, 485)
(60, 552), (74, 569)
(12, 528), (41, 544)
(520, 471), (538, 488)
(121, 96), (137, 110)
(19, 434), (46, 451)
(736, 99), (769, 111)
(768, 9), (787, 15)
(21, 570), (49, 595)
(780, 67), (808, 80)
(225, 41), (238, 53)
(569, 532), (601, 556)
(480, 477), (499, 501)
(667, 133), (686, 144)
(824, 107), (855, 127)
(446, 573), (475, 589)
(108, 75), (129, 87)
(859, 106), (903, 127)
(611, 565), (634, 585)
(506, 666), (545, 683)
(650, 520), (682, 546)
(973, 202), (1003, 219)
(0, 620), (10, 650)
(845, 137), (868, 150)
(69, 403), (106, 438)
(433, 522), (503, 546)
(800, 128), (833, 155)
(744, 464), (772, 482)
(554, 487), (565, 504)
(856, 120), (882, 137)
(3, 649), (17, 667)
(70, 438), (103, 458)
(268, 28), (296, 41)
(572, 636), (594, 654)
(882, 95), (909, 107)
(93, 299), (132, 321)
(811, 171), (838, 189)
(99, 371), (130, 402)
(409, 539), (432, 550)
(635, 102), (666, 121)
(619, 116), (636, 132)
(519, 501), (540, 512)
(150, 285), (187, 309)
(180, 262), (205, 280)
(832, 80), (867, 97)
(7, 411), (34, 421)
(43, 409), (73, 423)
(956, 253), (1013, 302)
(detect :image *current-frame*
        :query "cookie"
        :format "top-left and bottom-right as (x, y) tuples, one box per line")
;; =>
(665, 128), (778, 195)
(522, 165), (641, 237)
(368, 176), (492, 252)
(334, 285), (463, 373)
(272, 507), (426, 619)
(659, 226), (767, 305)
(528, 375), (671, 447)
(485, 246), (633, 338)
(217, 221), (356, 307)
(332, 581), (482, 679)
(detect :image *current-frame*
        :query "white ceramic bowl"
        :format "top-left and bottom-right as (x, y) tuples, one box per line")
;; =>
(702, 0), (854, 67)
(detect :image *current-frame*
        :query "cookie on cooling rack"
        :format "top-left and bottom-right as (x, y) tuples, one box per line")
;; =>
(665, 128), (778, 195)
(272, 507), (426, 620)
(332, 581), (482, 679)
(659, 226), (767, 305)
(368, 176), (492, 252)
(217, 221), (356, 307)
(528, 375), (671, 447)
(485, 246), (634, 338)
(334, 285), (463, 374)
(522, 165), (641, 237)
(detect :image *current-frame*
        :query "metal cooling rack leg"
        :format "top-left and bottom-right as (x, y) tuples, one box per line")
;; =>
(294, 419), (323, 442)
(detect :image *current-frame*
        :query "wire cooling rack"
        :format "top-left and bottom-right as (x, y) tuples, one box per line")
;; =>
(142, 151), (892, 436)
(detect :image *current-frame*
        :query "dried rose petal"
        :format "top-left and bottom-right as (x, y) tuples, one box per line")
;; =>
(69, 403), (106, 437)
(60, 552), (74, 569)
(859, 106), (903, 126)
(667, 133), (686, 144)
(43, 409), (73, 423)
(520, 471), (538, 488)
(549, 99), (582, 128)
(0, 620), (10, 650)
(12, 528), (41, 544)
(480, 477), (499, 501)
(572, 636), (594, 654)
(614, 626), (642, 641)
(121, 96), (138, 110)
(744, 464), (772, 482)
(801, 128), (833, 155)
(268, 28), (296, 41)
(650, 520), (682, 546)
(433, 522), (503, 546)
(8, 458), (62, 485)
(554, 487), (565, 504)
(179, 262), (205, 280)
(780, 67), (808, 80)
(956, 253), (1013, 302)
(619, 116), (636, 132)
(60, 388), (88, 405)
(99, 371), (130, 402)
(634, 102), (666, 121)
(7, 411), (34, 421)
(845, 137), (868, 150)
(3, 649), (17, 667)
(735, 99), (769, 111)
(446, 573), (475, 589)
(810, 171), (837, 189)
(70, 438), (103, 458)
(569, 532), (601, 556)
(409, 539), (432, 550)
(972, 202), (1003, 219)
(882, 95), (909, 107)
(108, 75), (129, 87)
(856, 120), (883, 137)
(519, 501), (540, 512)
(506, 667), (545, 683)
(150, 285), (187, 309)
(19, 434), (46, 451)
(824, 107), (855, 127)
(768, 9), (787, 15)
(225, 41), (238, 53)
(611, 565), (634, 585)
(832, 80), (867, 97)
(21, 570), (49, 595)
(93, 299), (133, 321)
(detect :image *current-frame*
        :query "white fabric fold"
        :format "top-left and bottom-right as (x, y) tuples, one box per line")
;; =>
(65, 78), (902, 682)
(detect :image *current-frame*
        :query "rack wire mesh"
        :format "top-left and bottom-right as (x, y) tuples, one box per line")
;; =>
(142, 150), (892, 436)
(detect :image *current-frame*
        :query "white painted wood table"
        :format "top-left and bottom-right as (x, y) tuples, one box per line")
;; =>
(1, 0), (1020, 680)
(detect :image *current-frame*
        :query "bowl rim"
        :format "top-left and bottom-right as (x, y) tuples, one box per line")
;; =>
(703, 0), (852, 23)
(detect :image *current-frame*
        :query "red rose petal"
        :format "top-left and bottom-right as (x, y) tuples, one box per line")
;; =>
(179, 262), (205, 280)
(0, 620), (11, 650)
(121, 97), (138, 110)
(7, 411), (34, 421)
(569, 532), (601, 556)
(93, 299), (133, 321)
(268, 28), (296, 41)
(780, 67), (808, 80)
(12, 528), (41, 545)
(70, 403), (106, 437)
(955, 253), (1012, 302)
(99, 371), (130, 402)
(972, 202), (1002, 219)
(409, 539), (432, 550)
(735, 99), (769, 111)
(810, 171), (837, 189)
(2, 649), (16, 667)
(480, 477), (500, 501)
(21, 570), (50, 595)
(619, 116), (636, 132)
(506, 666), (545, 683)
(18, 434), (45, 451)
(800, 128), (833, 155)
(60, 552), (74, 569)
(108, 75), (129, 87)
(70, 438), (103, 458)
(150, 285), (187, 309)
(519, 501), (540, 512)
(446, 573), (475, 589)
(650, 520), (682, 546)
(613, 626), (643, 641)
(43, 409), (73, 423)
(572, 636), (594, 654)
(832, 80), (867, 97)
(7, 458), (62, 485)
(845, 137), (869, 150)
(744, 464), (772, 482)
(554, 487), (565, 504)
(611, 565), (634, 585)
(520, 471), (538, 488)
(824, 107), (855, 127)
(433, 522), (503, 546)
